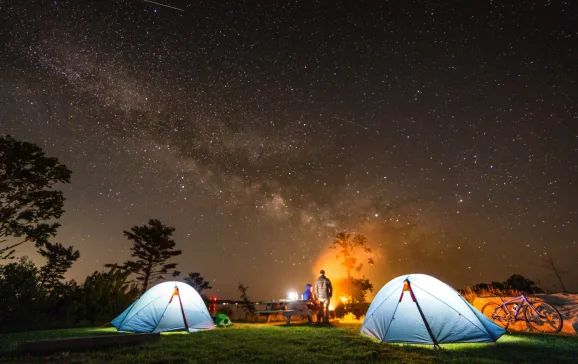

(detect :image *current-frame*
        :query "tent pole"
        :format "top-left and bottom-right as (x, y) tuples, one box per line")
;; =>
(408, 281), (440, 348)
(176, 289), (190, 331)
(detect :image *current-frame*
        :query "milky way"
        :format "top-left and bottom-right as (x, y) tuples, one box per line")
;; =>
(1, 0), (576, 299)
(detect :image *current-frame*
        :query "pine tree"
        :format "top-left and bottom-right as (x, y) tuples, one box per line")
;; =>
(105, 219), (182, 293)
(38, 242), (80, 291)
(184, 272), (212, 294)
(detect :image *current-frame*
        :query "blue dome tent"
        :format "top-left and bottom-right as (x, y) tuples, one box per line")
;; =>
(111, 281), (214, 333)
(361, 274), (505, 345)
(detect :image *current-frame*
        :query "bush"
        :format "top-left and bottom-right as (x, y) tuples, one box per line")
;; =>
(463, 273), (544, 303)
(334, 302), (370, 320)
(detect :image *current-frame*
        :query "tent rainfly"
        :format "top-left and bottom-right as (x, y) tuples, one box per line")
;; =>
(361, 274), (505, 346)
(111, 281), (215, 333)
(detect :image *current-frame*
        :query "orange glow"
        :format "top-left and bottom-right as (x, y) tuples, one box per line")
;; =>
(312, 228), (386, 303)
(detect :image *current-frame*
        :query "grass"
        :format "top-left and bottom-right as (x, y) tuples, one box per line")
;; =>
(1, 323), (577, 363)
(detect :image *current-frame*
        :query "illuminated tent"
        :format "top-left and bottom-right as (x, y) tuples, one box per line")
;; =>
(111, 281), (214, 333)
(361, 274), (505, 345)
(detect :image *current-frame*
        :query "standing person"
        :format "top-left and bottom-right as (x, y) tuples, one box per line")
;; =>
(315, 269), (333, 323)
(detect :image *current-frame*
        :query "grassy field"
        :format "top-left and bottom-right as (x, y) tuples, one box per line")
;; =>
(1, 323), (577, 363)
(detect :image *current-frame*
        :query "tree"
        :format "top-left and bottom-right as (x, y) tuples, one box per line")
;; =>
(81, 268), (139, 324)
(105, 219), (182, 293)
(329, 232), (375, 306)
(542, 255), (568, 293)
(0, 135), (72, 259)
(184, 272), (212, 295)
(505, 274), (543, 294)
(330, 232), (374, 278)
(350, 277), (373, 304)
(238, 283), (255, 317)
(38, 242), (80, 291)
(0, 257), (43, 329)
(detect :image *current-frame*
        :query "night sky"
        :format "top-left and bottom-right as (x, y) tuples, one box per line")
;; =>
(1, 0), (576, 300)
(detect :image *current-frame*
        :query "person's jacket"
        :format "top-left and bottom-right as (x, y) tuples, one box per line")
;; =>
(303, 289), (313, 301)
(315, 275), (333, 300)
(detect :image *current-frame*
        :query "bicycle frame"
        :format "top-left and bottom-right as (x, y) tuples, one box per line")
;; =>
(498, 294), (541, 318)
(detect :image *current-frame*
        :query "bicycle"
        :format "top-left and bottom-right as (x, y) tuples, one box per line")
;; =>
(481, 294), (563, 334)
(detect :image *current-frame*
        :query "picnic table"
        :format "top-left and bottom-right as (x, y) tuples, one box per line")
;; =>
(256, 300), (324, 324)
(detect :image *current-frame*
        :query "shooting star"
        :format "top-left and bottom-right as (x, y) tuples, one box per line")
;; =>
(142, 0), (184, 11)
(333, 115), (369, 130)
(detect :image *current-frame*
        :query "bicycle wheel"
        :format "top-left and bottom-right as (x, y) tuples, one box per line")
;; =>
(481, 302), (511, 329)
(524, 300), (563, 334)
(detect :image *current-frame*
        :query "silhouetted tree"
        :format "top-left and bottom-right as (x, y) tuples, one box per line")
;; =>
(184, 272), (212, 294)
(505, 274), (543, 294)
(329, 232), (375, 305)
(350, 277), (373, 304)
(81, 268), (139, 324)
(0, 257), (43, 329)
(0, 135), (72, 259)
(38, 242), (80, 290)
(105, 219), (182, 293)
(542, 255), (568, 293)
(330, 232), (374, 278)
(238, 283), (255, 316)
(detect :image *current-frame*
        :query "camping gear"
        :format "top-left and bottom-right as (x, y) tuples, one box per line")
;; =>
(214, 313), (233, 327)
(361, 274), (506, 345)
(111, 281), (215, 333)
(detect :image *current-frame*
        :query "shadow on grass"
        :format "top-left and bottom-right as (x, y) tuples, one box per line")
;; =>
(0, 327), (120, 354)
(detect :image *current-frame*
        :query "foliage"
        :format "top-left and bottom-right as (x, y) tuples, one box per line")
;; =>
(0, 135), (72, 259)
(470, 274), (543, 296)
(0, 257), (43, 329)
(352, 277), (373, 303)
(504, 274), (543, 294)
(42, 280), (83, 327)
(329, 232), (375, 304)
(339, 312), (365, 322)
(38, 242), (80, 290)
(334, 301), (371, 320)
(80, 269), (139, 325)
(184, 272), (212, 294)
(0, 256), (140, 331)
(330, 232), (373, 278)
(105, 219), (182, 293)
(0, 256), (85, 332)
(237, 283), (255, 316)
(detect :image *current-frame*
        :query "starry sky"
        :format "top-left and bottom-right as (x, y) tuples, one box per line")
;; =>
(1, 0), (577, 299)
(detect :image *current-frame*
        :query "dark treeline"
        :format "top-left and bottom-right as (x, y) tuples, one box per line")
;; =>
(0, 135), (211, 332)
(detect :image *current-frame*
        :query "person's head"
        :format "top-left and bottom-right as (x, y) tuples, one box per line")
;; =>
(305, 283), (312, 291)
(320, 269), (325, 276)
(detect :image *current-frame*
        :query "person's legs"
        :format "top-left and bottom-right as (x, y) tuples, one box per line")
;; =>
(317, 300), (325, 323)
(324, 298), (331, 322)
